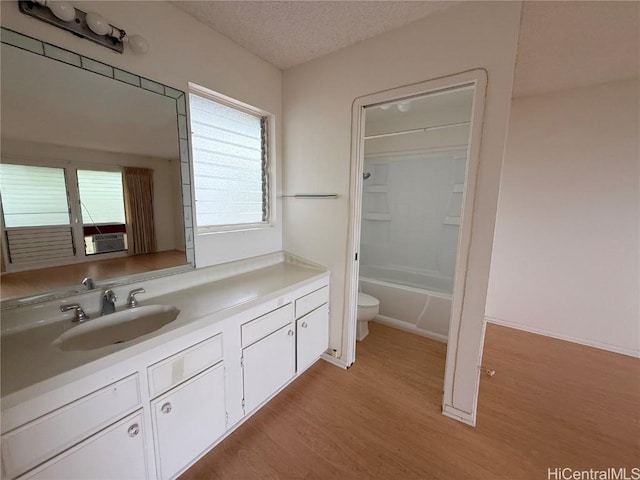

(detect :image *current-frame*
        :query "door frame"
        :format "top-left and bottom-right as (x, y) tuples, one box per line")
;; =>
(343, 69), (488, 426)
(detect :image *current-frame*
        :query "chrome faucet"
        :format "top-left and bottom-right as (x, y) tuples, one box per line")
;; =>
(60, 303), (90, 323)
(81, 277), (96, 290)
(101, 289), (117, 315)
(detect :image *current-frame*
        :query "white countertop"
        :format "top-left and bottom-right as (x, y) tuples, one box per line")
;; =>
(1, 259), (327, 409)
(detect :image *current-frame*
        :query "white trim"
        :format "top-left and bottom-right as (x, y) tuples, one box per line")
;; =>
(372, 316), (448, 343)
(442, 404), (475, 426)
(485, 316), (640, 359)
(188, 82), (270, 119)
(187, 83), (276, 234)
(442, 70), (487, 419)
(344, 70), (489, 426)
(321, 352), (350, 369)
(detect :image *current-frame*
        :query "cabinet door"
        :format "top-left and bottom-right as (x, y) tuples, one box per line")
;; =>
(152, 362), (226, 480)
(243, 323), (295, 413)
(21, 411), (147, 480)
(297, 304), (329, 372)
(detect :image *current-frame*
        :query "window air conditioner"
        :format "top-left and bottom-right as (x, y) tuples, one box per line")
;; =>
(92, 233), (126, 253)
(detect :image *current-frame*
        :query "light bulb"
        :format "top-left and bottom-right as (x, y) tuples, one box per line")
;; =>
(397, 102), (411, 113)
(86, 12), (112, 36)
(127, 34), (149, 54)
(46, 0), (76, 22)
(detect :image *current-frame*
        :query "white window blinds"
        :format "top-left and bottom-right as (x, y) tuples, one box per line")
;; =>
(77, 170), (126, 225)
(0, 164), (70, 227)
(189, 92), (268, 228)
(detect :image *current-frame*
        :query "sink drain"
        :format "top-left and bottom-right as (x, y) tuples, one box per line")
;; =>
(113, 340), (125, 344)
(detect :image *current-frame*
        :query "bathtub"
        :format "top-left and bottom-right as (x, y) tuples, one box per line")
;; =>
(359, 265), (452, 343)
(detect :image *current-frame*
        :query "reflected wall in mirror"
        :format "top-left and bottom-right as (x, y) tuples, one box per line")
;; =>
(0, 28), (195, 304)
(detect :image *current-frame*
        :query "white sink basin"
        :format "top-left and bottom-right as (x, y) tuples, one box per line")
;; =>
(54, 305), (180, 351)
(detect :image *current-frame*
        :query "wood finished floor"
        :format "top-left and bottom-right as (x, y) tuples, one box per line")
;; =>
(0, 250), (187, 300)
(181, 322), (640, 480)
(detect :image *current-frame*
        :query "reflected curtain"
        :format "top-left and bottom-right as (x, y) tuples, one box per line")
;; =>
(123, 167), (156, 255)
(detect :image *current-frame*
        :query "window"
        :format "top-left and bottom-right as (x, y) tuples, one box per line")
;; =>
(77, 170), (126, 225)
(0, 164), (70, 227)
(189, 90), (269, 231)
(77, 169), (127, 255)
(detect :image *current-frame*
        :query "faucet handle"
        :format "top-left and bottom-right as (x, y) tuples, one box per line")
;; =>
(126, 288), (145, 308)
(60, 303), (90, 323)
(81, 277), (95, 290)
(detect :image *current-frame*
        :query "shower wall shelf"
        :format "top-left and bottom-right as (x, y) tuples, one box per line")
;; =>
(443, 216), (461, 226)
(453, 184), (464, 193)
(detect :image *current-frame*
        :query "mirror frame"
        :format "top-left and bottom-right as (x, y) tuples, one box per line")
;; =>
(0, 27), (196, 309)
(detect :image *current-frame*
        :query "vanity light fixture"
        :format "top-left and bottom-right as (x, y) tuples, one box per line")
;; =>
(18, 0), (148, 54)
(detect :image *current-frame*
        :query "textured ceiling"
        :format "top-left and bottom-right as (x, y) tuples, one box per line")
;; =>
(513, 1), (640, 97)
(172, 1), (457, 70)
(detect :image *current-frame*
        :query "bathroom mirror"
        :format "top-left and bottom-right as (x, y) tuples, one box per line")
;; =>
(0, 29), (195, 306)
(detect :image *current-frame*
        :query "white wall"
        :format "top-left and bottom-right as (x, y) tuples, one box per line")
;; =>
(1, 139), (183, 254)
(486, 78), (640, 357)
(0, 0), (283, 268)
(283, 1), (521, 420)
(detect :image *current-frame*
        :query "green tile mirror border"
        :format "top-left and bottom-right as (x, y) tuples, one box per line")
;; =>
(0, 27), (196, 308)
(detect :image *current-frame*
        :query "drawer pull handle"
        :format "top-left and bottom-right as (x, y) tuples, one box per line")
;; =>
(161, 402), (172, 414)
(127, 424), (140, 437)
(287, 330), (294, 336)
(301, 322), (308, 328)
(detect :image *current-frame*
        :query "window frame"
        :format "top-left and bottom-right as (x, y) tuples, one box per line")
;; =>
(188, 83), (273, 235)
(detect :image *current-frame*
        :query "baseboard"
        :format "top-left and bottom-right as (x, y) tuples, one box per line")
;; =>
(373, 315), (448, 343)
(485, 316), (640, 359)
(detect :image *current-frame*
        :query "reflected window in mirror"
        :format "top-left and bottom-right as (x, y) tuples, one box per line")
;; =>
(77, 169), (127, 256)
(189, 86), (271, 232)
(0, 164), (134, 264)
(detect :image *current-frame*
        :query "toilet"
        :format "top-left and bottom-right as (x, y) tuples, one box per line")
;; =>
(356, 292), (379, 341)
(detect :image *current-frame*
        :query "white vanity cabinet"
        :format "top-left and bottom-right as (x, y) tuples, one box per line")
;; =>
(19, 411), (147, 480)
(241, 304), (295, 413)
(151, 363), (226, 480)
(1, 262), (330, 480)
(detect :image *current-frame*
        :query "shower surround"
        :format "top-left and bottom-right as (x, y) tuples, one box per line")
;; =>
(359, 147), (467, 342)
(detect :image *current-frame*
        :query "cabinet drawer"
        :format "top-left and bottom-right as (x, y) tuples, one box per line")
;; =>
(241, 304), (293, 348)
(2, 375), (140, 479)
(19, 410), (147, 480)
(148, 333), (223, 398)
(295, 286), (328, 318)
